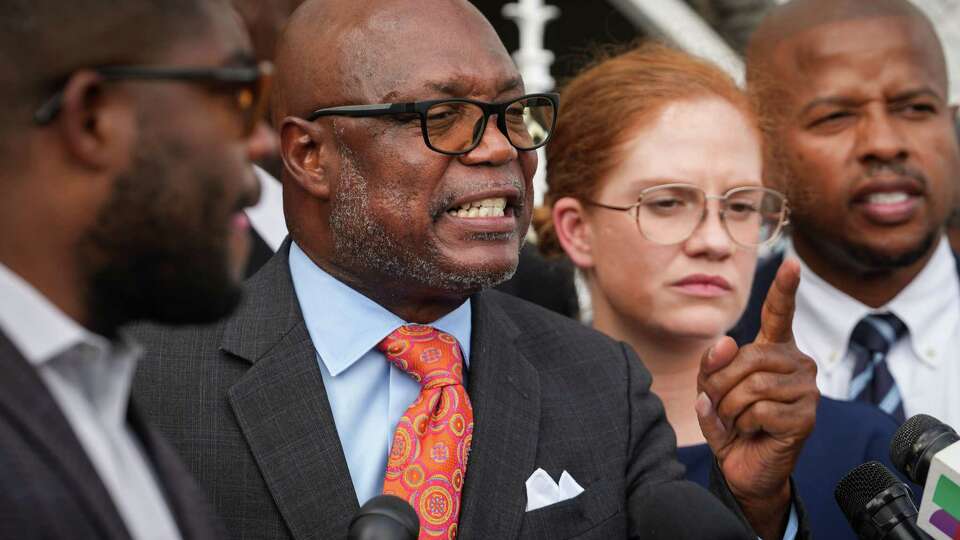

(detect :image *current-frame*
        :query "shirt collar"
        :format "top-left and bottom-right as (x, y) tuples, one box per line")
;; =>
(886, 236), (959, 366)
(789, 236), (959, 370)
(0, 262), (92, 364)
(288, 241), (473, 377)
(0, 263), (141, 425)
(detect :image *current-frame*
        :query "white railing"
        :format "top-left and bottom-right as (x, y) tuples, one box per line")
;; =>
(606, 0), (745, 84)
(503, 0), (560, 208)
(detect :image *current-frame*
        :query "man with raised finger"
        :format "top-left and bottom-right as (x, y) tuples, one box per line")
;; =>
(132, 0), (817, 538)
(734, 0), (960, 428)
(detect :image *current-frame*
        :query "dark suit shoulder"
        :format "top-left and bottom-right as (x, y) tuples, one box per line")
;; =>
(132, 319), (227, 359)
(129, 317), (245, 458)
(816, 396), (898, 431)
(804, 397), (900, 471)
(474, 291), (650, 393)
(479, 288), (628, 361)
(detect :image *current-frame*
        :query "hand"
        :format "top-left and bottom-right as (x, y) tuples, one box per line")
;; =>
(695, 259), (819, 538)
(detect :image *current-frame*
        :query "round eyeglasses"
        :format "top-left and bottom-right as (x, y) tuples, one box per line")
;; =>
(306, 93), (559, 156)
(584, 183), (790, 248)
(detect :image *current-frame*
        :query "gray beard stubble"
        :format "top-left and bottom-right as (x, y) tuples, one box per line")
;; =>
(329, 143), (516, 295)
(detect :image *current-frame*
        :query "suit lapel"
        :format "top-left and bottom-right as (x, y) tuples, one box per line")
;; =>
(458, 292), (541, 540)
(0, 332), (131, 540)
(222, 241), (359, 540)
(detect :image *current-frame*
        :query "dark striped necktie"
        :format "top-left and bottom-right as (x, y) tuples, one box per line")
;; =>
(847, 313), (908, 423)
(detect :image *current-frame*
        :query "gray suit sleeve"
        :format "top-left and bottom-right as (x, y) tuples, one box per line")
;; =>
(621, 342), (685, 489)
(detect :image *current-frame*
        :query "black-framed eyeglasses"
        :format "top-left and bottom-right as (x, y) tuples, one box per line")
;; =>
(583, 183), (790, 248)
(33, 61), (274, 136)
(306, 92), (559, 156)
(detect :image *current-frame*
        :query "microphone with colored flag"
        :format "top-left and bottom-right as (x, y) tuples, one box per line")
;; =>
(891, 414), (960, 540)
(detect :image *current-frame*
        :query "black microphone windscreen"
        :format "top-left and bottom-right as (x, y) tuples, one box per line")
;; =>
(347, 494), (419, 540)
(890, 413), (959, 485)
(835, 461), (901, 524)
(891, 415), (943, 475)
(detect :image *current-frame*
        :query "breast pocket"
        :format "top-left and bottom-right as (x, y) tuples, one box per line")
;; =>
(517, 479), (624, 540)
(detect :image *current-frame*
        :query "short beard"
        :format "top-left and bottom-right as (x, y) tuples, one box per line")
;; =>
(811, 228), (938, 275)
(78, 134), (242, 337)
(784, 157), (941, 275)
(328, 143), (517, 298)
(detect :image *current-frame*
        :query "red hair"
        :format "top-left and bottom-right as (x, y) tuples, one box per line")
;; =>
(535, 42), (763, 257)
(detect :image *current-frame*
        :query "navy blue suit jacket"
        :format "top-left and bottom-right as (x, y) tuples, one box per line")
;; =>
(679, 397), (901, 540)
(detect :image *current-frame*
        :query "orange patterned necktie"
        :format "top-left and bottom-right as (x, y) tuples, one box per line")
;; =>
(378, 324), (474, 540)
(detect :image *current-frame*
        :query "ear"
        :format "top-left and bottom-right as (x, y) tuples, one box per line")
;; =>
(280, 116), (335, 200)
(553, 196), (595, 269)
(57, 70), (135, 171)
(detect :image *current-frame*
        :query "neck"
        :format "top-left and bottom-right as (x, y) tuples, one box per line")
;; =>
(590, 291), (710, 447)
(792, 233), (938, 308)
(299, 242), (470, 323)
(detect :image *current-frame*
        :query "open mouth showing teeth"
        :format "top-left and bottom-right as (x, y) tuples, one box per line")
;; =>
(446, 197), (509, 218)
(864, 191), (910, 204)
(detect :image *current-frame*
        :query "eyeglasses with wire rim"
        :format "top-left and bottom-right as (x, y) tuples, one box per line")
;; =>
(33, 61), (274, 136)
(304, 92), (559, 156)
(582, 183), (790, 248)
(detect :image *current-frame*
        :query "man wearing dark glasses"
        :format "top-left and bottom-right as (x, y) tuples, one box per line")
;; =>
(0, 0), (274, 539)
(133, 0), (810, 538)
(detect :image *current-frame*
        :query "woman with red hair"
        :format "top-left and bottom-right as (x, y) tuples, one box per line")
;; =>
(536, 43), (904, 539)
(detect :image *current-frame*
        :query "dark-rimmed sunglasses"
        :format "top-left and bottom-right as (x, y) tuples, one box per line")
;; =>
(305, 92), (559, 155)
(33, 61), (274, 136)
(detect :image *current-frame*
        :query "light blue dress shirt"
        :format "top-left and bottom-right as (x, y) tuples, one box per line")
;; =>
(288, 242), (472, 506)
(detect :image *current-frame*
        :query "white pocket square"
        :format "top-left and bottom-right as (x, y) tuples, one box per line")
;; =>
(524, 468), (585, 511)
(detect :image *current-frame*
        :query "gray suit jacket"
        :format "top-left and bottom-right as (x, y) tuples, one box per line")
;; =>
(0, 332), (225, 540)
(132, 243), (789, 539)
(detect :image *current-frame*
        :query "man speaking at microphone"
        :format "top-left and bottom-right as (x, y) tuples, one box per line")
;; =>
(132, 0), (818, 538)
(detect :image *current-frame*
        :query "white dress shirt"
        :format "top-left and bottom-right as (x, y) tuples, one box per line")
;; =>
(0, 263), (183, 540)
(287, 241), (473, 506)
(789, 236), (960, 428)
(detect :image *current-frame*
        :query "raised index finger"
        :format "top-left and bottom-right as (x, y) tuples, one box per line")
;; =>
(756, 258), (800, 345)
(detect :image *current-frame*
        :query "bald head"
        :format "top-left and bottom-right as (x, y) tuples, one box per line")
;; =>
(273, 0), (515, 126)
(747, 0), (947, 90)
(743, 0), (960, 289)
(272, 0), (537, 319)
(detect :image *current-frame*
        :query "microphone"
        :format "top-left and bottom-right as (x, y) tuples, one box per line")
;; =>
(891, 414), (960, 539)
(347, 495), (420, 540)
(834, 461), (929, 539)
